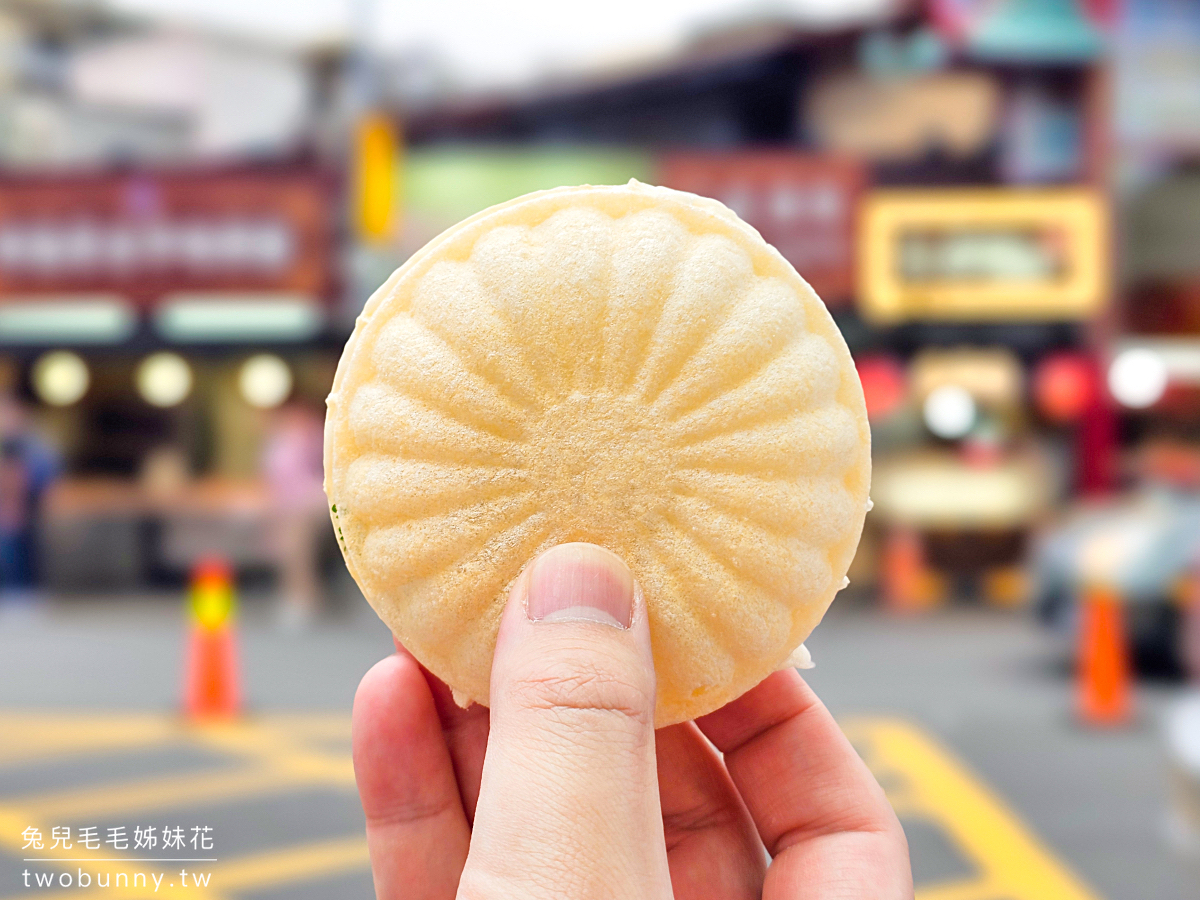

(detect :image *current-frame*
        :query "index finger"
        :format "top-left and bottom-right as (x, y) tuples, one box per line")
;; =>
(695, 668), (902, 856)
(394, 638), (490, 823)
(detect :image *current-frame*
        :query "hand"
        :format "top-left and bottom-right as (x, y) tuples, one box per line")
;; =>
(352, 543), (913, 899)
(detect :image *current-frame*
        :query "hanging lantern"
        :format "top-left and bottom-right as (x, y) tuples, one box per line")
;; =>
(1033, 352), (1095, 423)
(856, 354), (908, 421)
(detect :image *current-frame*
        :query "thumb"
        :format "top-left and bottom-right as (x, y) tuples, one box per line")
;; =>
(460, 543), (672, 900)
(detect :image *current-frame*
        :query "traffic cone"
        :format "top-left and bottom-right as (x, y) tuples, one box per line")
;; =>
(1181, 568), (1200, 682)
(183, 557), (241, 720)
(882, 526), (932, 613)
(1076, 583), (1131, 726)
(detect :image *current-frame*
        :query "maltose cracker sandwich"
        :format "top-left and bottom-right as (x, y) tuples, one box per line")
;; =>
(325, 181), (870, 726)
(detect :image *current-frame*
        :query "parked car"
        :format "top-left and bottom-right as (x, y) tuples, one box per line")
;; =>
(1030, 487), (1200, 675)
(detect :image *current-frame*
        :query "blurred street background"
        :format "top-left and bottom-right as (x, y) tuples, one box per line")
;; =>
(1, 0), (1200, 897)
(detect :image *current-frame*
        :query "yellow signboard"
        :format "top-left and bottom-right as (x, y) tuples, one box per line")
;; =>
(354, 112), (401, 242)
(859, 189), (1107, 322)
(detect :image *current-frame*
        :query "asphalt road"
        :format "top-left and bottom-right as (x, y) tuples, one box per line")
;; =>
(0, 591), (1195, 899)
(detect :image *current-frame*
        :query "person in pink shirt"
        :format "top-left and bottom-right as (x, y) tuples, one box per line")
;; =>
(261, 400), (327, 627)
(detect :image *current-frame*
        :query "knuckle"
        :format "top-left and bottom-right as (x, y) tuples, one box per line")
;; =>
(662, 800), (744, 848)
(364, 791), (457, 831)
(507, 658), (654, 729)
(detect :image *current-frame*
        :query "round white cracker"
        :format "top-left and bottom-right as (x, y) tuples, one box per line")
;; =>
(325, 180), (870, 726)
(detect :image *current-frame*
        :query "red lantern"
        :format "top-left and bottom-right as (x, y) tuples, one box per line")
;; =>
(1033, 353), (1095, 423)
(856, 355), (907, 421)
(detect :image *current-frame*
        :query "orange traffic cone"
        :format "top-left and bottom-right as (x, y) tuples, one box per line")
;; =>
(183, 557), (241, 720)
(882, 527), (926, 613)
(1076, 584), (1131, 726)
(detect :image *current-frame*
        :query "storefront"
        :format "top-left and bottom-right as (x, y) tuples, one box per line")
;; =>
(0, 162), (340, 590)
(855, 187), (1110, 606)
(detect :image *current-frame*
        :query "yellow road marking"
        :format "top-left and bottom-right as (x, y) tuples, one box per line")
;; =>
(915, 879), (1007, 900)
(1, 720), (354, 823)
(845, 717), (1103, 900)
(258, 713), (351, 742)
(0, 715), (177, 766)
(6, 766), (302, 822)
(186, 721), (354, 784)
(213, 835), (368, 891)
(0, 718), (293, 895)
(1, 712), (1102, 899)
(0, 715), (365, 898)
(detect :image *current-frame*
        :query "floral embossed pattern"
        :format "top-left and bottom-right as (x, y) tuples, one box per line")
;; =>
(325, 181), (870, 726)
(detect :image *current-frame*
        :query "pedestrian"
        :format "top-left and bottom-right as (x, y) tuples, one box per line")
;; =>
(261, 399), (327, 629)
(0, 393), (58, 600)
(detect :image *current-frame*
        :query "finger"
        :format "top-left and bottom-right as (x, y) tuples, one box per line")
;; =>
(697, 669), (911, 899)
(656, 721), (766, 900)
(461, 543), (673, 900)
(395, 638), (490, 823)
(352, 653), (471, 900)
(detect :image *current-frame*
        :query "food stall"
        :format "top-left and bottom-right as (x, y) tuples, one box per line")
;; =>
(0, 162), (339, 589)
(857, 187), (1109, 607)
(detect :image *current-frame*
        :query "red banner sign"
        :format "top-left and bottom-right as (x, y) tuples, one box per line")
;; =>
(0, 164), (337, 306)
(658, 153), (864, 305)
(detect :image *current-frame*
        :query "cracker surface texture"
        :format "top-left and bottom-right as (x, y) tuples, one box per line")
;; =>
(325, 180), (870, 726)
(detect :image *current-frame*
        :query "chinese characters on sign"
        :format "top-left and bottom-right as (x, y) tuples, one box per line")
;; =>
(659, 152), (865, 306)
(0, 166), (337, 307)
(858, 188), (1107, 322)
